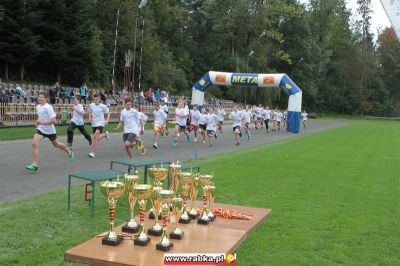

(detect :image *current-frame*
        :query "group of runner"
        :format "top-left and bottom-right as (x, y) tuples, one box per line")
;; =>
(25, 93), (308, 171)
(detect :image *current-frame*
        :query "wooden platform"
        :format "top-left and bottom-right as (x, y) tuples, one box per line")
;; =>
(64, 202), (271, 266)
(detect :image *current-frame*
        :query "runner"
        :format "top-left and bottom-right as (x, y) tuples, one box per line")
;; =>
(255, 104), (264, 129)
(152, 102), (167, 149)
(301, 110), (309, 130)
(172, 99), (189, 147)
(25, 92), (75, 171)
(67, 95), (92, 148)
(263, 106), (271, 133)
(114, 99), (141, 158)
(137, 106), (148, 155)
(188, 104), (201, 142)
(243, 105), (252, 139)
(198, 107), (208, 144)
(88, 94), (110, 158)
(216, 107), (226, 133)
(275, 109), (283, 131)
(205, 107), (219, 147)
(229, 105), (244, 146)
(160, 100), (169, 136)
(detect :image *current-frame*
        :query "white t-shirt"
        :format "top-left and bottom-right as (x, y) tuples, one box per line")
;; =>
(243, 110), (252, 123)
(198, 113), (208, 125)
(161, 104), (169, 113)
(71, 104), (85, 126)
(263, 110), (271, 120)
(216, 109), (226, 122)
(89, 103), (109, 127)
(256, 107), (264, 119)
(206, 113), (219, 131)
(139, 112), (148, 122)
(175, 107), (189, 126)
(276, 112), (283, 122)
(230, 111), (243, 128)
(153, 109), (167, 127)
(302, 112), (308, 121)
(190, 109), (201, 126)
(120, 108), (140, 134)
(36, 103), (57, 134)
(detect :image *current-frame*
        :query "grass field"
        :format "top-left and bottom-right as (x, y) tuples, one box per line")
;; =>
(0, 123), (154, 141)
(1, 120), (400, 265)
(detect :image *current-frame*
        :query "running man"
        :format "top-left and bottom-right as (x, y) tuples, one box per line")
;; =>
(25, 92), (75, 171)
(172, 99), (189, 147)
(198, 107), (208, 144)
(301, 110), (308, 129)
(136, 106), (148, 155)
(275, 109), (283, 131)
(152, 102), (167, 149)
(205, 107), (219, 147)
(67, 95), (92, 148)
(263, 106), (271, 133)
(243, 105), (252, 139)
(229, 105), (244, 146)
(160, 100), (169, 136)
(188, 104), (201, 142)
(114, 99), (141, 158)
(216, 107), (226, 133)
(88, 94), (110, 158)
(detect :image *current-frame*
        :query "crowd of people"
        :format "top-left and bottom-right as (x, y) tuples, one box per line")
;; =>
(24, 91), (309, 172)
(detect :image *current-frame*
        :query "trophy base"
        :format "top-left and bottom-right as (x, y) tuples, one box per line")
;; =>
(149, 212), (162, 220)
(156, 242), (174, 252)
(197, 218), (210, 225)
(179, 217), (191, 224)
(188, 213), (199, 219)
(170, 232), (184, 240)
(134, 237), (150, 246)
(102, 236), (123, 246)
(148, 228), (163, 236)
(122, 225), (139, 233)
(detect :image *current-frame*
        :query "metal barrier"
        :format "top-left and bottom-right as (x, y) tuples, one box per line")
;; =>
(0, 103), (235, 127)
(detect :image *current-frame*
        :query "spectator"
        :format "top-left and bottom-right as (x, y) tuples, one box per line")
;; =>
(99, 90), (106, 103)
(155, 88), (161, 102)
(80, 83), (88, 104)
(0, 89), (8, 103)
(139, 89), (144, 105)
(87, 90), (93, 103)
(49, 82), (59, 104)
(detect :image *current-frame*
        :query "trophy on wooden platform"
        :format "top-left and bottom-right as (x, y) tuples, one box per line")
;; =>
(122, 172), (141, 233)
(156, 190), (175, 252)
(133, 184), (153, 246)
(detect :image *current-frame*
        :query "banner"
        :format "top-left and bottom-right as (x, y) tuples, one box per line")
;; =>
(380, 0), (400, 39)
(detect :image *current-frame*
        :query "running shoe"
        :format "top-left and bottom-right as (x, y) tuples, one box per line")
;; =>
(236, 142), (240, 146)
(172, 139), (178, 147)
(153, 143), (158, 149)
(202, 140), (206, 144)
(193, 138), (197, 142)
(25, 165), (38, 172)
(186, 134), (191, 142)
(105, 131), (110, 141)
(68, 151), (75, 162)
(88, 152), (95, 158)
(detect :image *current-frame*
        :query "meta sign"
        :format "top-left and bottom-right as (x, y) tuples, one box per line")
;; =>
(231, 73), (258, 86)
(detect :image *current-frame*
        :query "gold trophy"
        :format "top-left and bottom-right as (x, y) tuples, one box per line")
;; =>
(133, 184), (153, 246)
(169, 161), (181, 193)
(179, 171), (193, 224)
(148, 186), (163, 236)
(122, 172), (141, 233)
(188, 174), (200, 219)
(99, 180), (125, 246)
(156, 190), (175, 252)
(169, 196), (184, 240)
(197, 174), (214, 225)
(207, 184), (216, 222)
(148, 166), (169, 219)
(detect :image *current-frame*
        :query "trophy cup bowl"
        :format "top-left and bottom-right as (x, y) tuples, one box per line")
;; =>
(188, 174), (200, 219)
(178, 172), (194, 224)
(170, 196), (184, 240)
(156, 190), (175, 252)
(133, 184), (153, 246)
(99, 180), (125, 246)
(207, 185), (216, 221)
(122, 172), (141, 233)
(148, 167), (169, 219)
(148, 186), (163, 236)
(197, 174), (214, 225)
(169, 161), (182, 193)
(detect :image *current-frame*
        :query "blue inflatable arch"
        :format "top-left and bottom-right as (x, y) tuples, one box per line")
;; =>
(191, 71), (302, 133)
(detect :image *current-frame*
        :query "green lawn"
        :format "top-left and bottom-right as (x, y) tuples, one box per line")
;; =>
(1, 120), (400, 265)
(0, 123), (154, 141)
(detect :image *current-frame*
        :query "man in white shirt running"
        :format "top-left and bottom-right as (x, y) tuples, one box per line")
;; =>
(229, 105), (244, 146)
(88, 94), (110, 158)
(188, 104), (201, 142)
(67, 95), (92, 147)
(172, 99), (189, 147)
(302, 110), (308, 129)
(275, 109), (283, 131)
(152, 102), (167, 149)
(114, 99), (142, 158)
(198, 107), (208, 144)
(243, 105), (252, 139)
(160, 101), (169, 136)
(263, 106), (271, 133)
(25, 92), (75, 172)
(205, 107), (219, 147)
(216, 107), (226, 133)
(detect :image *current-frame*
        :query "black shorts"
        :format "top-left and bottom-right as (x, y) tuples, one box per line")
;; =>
(36, 129), (57, 141)
(199, 124), (207, 131)
(92, 126), (104, 134)
(123, 133), (138, 143)
(233, 126), (241, 132)
(219, 120), (224, 125)
(207, 130), (215, 136)
(176, 123), (186, 131)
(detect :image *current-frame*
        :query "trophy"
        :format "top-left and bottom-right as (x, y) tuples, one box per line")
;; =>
(207, 184), (216, 222)
(170, 196), (184, 240)
(122, 172), (141, 233)
(156, 190), (175, 251)
(179, 172), (193, 224)
(169, 161), (181, 193)
(133, 184), (153, 246)
(197, 174), (214, 225)
(99, 180), (125, 246)
(148, 166), (169, 219)
(148, 186), (163, 236)
(188, 174), (200, 219)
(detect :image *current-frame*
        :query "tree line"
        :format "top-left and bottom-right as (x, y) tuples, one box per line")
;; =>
(0, 0), (399, 115)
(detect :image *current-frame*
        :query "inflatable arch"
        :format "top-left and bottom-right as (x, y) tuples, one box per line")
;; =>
(191, 71), (302, 133)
